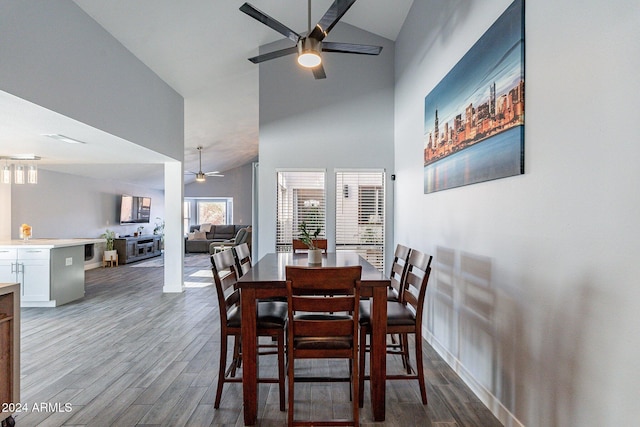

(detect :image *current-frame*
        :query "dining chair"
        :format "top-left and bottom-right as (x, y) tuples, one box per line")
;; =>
(232, 242), (252, 278)
(358, 248), (433, 407)
(292, 238), (328, 253)
(285, 265), (362, 427)
(211, 249), (287, 411)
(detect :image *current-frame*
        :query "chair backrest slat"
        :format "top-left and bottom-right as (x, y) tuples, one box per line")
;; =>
(294, 319), (354, 337)
(389, 244), (411, 298)
(292, 295), (355, 313)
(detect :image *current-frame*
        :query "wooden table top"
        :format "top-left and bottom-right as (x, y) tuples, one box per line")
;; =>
(237, 252), (388, 287)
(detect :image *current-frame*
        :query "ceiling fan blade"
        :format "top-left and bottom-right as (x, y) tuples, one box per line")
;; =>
(322, 41), (382, 55)
(308, 0), (357, 42)
(204, 172), (224, 177)
(312, 64), (326, 80)
(240, 3), (301, 43)
(248, 46), (298, 64)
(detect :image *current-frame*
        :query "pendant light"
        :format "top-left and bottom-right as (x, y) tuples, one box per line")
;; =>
(1, 162), (10, 184)
(14, 164), (25, 185)
(0, 155), (41, 184)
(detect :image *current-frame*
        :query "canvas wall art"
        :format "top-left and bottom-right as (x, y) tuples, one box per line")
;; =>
(424, 0), (525, 194)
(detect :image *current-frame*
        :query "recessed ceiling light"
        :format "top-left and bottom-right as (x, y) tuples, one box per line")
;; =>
(42, 134), (87, 144)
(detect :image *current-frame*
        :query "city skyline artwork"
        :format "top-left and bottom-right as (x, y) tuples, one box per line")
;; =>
(423, 0), (525, 194)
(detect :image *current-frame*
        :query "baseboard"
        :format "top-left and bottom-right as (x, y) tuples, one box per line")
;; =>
(84, 261), (102, 270)
(424, 327), (525, 427)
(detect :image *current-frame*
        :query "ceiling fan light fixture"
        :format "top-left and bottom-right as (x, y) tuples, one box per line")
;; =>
(195, 172), (206, 182)
(297, 38), (322, 68)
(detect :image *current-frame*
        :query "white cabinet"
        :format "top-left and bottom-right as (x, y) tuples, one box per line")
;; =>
(17, 249), (50, 301)
(0, 248), (51, 304)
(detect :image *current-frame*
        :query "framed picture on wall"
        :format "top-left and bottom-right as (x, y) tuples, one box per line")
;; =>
(423, 0), (525, 194)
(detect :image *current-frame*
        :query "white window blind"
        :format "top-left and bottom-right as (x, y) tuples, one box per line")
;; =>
(276, 171), (326, 253)
(336, 170), (385, 271)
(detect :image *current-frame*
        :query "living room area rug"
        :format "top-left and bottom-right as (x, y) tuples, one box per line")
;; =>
(130, 253), (211, 268)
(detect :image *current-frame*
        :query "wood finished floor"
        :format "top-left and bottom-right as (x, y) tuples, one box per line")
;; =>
(15, 254), (503, 426)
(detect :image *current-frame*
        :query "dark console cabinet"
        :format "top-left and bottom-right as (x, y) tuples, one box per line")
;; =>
(0, 283), (19, 426)
(114, 235), (162, 264)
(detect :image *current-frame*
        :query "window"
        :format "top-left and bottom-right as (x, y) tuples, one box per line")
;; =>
(358, 186), (384, 224)
(336, 170), (386, 271)
(198, 200), (228, 224)
(183, 201), (191, 233)
(183, 197), (233, 228)
(276, 171), (326, 252)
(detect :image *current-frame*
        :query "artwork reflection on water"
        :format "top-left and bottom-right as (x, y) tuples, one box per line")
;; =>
(424, 126), (524, 194)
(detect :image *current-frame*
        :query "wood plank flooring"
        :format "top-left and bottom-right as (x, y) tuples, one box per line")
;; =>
(14, 254), (503, 426)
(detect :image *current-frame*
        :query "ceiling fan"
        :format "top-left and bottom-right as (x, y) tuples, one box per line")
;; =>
(185, 146), (224, 182)
(240, 0), (382, 79)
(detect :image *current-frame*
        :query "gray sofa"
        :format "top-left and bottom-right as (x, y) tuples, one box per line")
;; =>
(185, 224), (249, 253)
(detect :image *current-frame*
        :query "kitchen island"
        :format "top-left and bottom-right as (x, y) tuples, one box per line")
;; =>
(0, 239), (103, 307)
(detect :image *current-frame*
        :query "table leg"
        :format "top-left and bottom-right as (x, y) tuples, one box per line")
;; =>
(370, 286), (387, 421)
(241, 288), (258, 425)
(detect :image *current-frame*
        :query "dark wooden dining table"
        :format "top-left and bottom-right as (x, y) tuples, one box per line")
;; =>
(237, 252), (390, 425)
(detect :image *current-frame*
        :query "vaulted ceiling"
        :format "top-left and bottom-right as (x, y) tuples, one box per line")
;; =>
(1, 1), (413, 188)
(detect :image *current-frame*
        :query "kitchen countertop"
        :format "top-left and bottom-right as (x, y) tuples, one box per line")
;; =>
(0, 238), (104, 249)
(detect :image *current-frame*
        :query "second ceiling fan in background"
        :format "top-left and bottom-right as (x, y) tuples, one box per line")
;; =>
(185, 146), (224, 183)
(240, 0), (382, 79)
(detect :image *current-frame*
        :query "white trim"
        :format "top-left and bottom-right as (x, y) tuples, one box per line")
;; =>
(334, 168), (386, 173)
(275, 167), (327, 172)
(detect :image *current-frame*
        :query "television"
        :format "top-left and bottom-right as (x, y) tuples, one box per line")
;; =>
(120, 195), (151, 224)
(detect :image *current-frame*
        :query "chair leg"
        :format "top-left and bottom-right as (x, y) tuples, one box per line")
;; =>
(277, 332), (286, 411)
(230, 336), (241, 377)
(401, 333), (412, 374)
(358, 327), (366, 408)
(287, 350), (295, 426)
(214, 333), (228, 408)
(414, 331), (428, 405)
(353, 338), (359, 427)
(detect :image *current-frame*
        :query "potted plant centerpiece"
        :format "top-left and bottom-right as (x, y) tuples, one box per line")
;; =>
(101, 229), (117, 262)
(298, 221), (322, 265)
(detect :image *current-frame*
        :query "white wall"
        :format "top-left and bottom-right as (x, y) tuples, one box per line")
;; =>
(257, 23), (395, 261)
(185, 162), (254, 226)
(11, 169), (165, 239)
(11, 169), (165, 265)
(394, 0), (640, 425)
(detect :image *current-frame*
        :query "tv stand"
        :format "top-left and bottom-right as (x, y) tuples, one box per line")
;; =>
(113, 235), (162, 265)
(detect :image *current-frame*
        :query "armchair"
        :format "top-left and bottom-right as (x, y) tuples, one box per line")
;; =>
(209, 226), (252, 253)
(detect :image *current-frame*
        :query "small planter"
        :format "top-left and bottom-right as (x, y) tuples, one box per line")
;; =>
(308, 249), (322, 265)
(104, 250), (118, 261)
